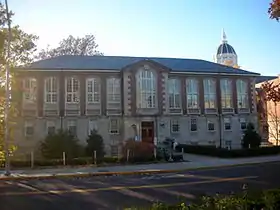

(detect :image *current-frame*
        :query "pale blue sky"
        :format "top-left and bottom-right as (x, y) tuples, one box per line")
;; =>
(8, 0), (280, 75)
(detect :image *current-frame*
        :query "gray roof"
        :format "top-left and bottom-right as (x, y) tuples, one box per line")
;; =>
(20, 55), (259, 75)
(256, 76), (278, 84)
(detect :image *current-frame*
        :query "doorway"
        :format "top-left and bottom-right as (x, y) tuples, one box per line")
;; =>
(141, 121), (154, 144)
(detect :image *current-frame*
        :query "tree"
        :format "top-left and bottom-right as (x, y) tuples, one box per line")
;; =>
(36, 34), (103, 60)
(242, 123), (262, 149)
(261, 81), (280, 145)
(85, 130), (105, 162)
(0, 2), (38, 162)
(269, 0), (280, 21)
(40, 129), (82, 160)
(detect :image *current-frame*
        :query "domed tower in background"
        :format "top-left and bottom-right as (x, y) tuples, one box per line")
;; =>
(216, 29), (239, 68)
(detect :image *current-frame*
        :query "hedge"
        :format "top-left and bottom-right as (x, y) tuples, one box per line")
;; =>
(0, 155), (164, 169)
(128, 188), (280, 210)
(175, 144), (280, 158)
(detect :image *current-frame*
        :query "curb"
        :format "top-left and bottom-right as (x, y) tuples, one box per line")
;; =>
(1, 160), (279, 181)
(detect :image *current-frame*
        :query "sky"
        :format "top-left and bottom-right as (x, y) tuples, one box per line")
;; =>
(7, 0), (280, 76)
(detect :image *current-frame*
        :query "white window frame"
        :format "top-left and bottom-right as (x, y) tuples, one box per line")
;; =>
(67, 120), (77, 136)
(44, 77), (58, 104)
(207, 120), (215, 131)
(168, 78), (181, 109)
(220, 79), (233, 108)
(46, 121), (56, 135)
(109, 119), (119, 134)
(170, 119), (180, 133)
(66, 77), (80, 104)
(86, 77), (100, 104)
(240, 118), (247, 130)
(204, 78), (216, 109)
(138, 70), (156, 108)
(186, 79), (199, 109)
(24, 121), (34, 137)
(236, 79), (248, 109)
(107, 77), (121, 104)
(88, 119), (98, 135)
(190, 118), (198, 132)
(224, 118), (232, 131)
(23, 78), (37, 103)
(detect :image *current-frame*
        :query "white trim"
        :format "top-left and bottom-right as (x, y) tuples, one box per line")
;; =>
(44, 77), (58, 104)
(109, 119), (120, 135)
(22, 77), (37, 103)
(107, 77), (121, 104)
(207, 119), (216, 132)
(223, 117), (232, 131)
(16, 69), (259, 77)
(168, 78), (181, 109)
(190, 118), (198, 132)
(65, 77), (80, 104)
(86, 77), (101, 104)
(170, 119), (180, 133)
(204, 78), (217, 109)
(88, 119), (98, 135)
(186, 78), (199, 109)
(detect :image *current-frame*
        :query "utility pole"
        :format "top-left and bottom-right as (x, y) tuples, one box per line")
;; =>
(4, 0), (12, 176)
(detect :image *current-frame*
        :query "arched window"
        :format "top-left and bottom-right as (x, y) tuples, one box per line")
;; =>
(138, 70), (156, 108)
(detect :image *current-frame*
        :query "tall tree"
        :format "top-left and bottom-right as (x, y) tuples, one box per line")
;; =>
(261, 81), (280, 145)
(0, 2), (38, 161)
(36, 34), (103, 60)
(269, 0), (280, 21)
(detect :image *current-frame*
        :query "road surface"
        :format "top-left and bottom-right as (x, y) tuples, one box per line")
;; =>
(1, 162), (280, 210)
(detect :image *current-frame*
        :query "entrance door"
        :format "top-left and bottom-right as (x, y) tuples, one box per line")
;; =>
(141, 121), (154, 144)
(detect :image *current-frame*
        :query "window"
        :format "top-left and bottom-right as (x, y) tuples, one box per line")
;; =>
(88, 119), (98, 135)
(240, 118), (247, 130)
(170, 120), (180, 133)
(23, 78), (37, 103)
(220, 79), (233, 108)
(204, 79), (216, 109)
(67, 120), (77, 136)
(224, 118), (231, 130)
(168, 79), (181, 109)
(24, 121), (34, 137)
(45, 77), (58, 103)
(109, 119), (119, 134)
(138, 70), (156, 108)
(87, 78), (100, 103)
(186, 79), (199, 109)
(236, 79), (248, 109)
(46, 121), (56, 135)
(207, 120), (215, 131)
(66, 77), (79, 103)
(190, 118), (197, 131)
(107, 78), (121, 103)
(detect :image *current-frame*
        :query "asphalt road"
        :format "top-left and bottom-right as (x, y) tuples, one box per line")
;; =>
(1, 162), (280, 210)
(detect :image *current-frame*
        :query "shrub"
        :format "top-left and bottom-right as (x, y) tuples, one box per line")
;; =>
(176, 144), (280, 158)
(85, 130), (105, 162)
(242, 122), (262, 149)
(122, 140), (156, 163)
(40, 129), (83, 160)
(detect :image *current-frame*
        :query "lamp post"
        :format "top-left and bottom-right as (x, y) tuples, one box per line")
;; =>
(4, 0), (12, 176)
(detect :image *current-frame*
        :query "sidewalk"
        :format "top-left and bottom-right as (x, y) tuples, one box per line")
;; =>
(1, 154), (280, 180)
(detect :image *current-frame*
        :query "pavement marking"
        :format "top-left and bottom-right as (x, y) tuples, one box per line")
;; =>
(1, 176), (257, 197)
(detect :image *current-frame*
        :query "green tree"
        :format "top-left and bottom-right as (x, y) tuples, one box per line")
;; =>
(242, 123), (262, 149)
(269, 0), (280, 21)
(0, 2), (38, 162)
(40, 129), (82, 160)
(36, 34), (103, 60)
(85, 130), (105, 160)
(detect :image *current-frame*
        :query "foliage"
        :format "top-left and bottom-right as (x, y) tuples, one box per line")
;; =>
(36, 34), (103, 60)
(85, 130), (105, 161)
(127, 189), (280, 209)
(176, 144), (280, 158)
(0, 2), (38, 162)
(262, 81), (280, 103)
(122, 140), (155, 162)
(40, 129), (82, 160)
(241, 122), (262, 149)
(269, 0), (280, 21)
